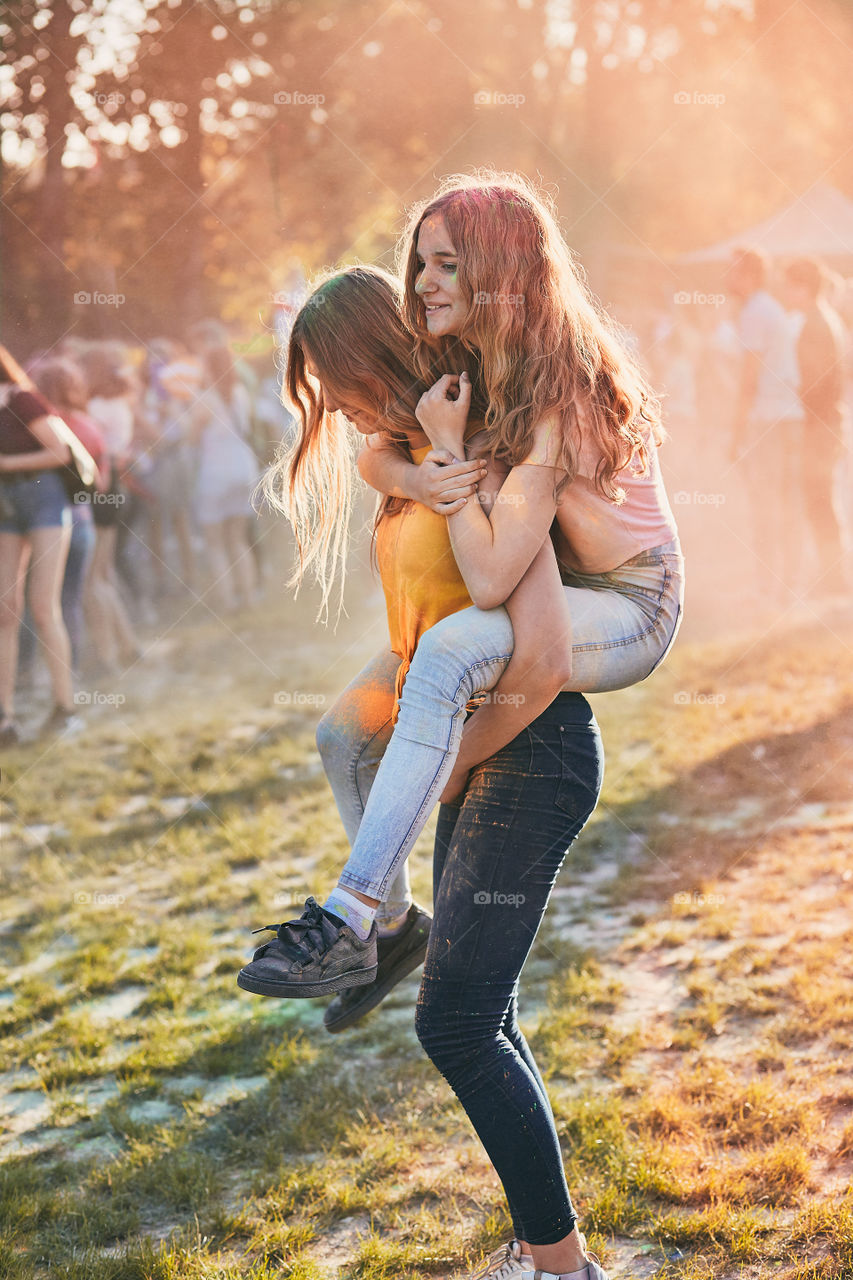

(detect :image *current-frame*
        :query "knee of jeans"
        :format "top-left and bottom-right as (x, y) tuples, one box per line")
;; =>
(405, 610), (511, 708)
(414, 999), (457, 1066)
(415, 990), (495, 1069)
(315, 707), (348, 768)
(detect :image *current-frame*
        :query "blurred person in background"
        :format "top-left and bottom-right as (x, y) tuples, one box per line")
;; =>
(114, 365), (160, 627)
(24, 359), (106, 676)
(191, 319), (270, 587)
(726, 248), (804, 597)
(0, 346), (80, 743)
(839, 277), (853, 557)
(78, 348), (141, 673)
(247, 342), (299, 586)
(783, 256), (850, 590)
(655, 317), (700, 437)
(248, 342), (297, 468)
(140, 339), (200, 602)
(190, 343), (260, 613)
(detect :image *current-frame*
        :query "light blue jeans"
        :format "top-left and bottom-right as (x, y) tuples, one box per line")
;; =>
(315, 648), (412, 927)
(319, 538), (683, 901)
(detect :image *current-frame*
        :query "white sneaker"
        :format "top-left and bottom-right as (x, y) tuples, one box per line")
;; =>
(469, 1240), (535, 1279)
(468, 1237), (611, 1280)
(578, 1232), (611, 1280)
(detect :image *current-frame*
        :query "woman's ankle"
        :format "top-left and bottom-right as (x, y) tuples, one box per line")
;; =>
(529, 1225), (587, 1274)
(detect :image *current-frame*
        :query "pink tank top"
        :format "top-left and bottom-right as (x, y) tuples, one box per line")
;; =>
(519, 404), (678, 574)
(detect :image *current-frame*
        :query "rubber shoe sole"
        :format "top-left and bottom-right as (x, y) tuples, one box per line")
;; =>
(324, 903), (431, 1032)
(237, 901), (378, 999)
(236, 961), (377, 999)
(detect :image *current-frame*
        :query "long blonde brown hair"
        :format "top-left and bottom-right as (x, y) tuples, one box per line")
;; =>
(400, 170), (662, 501)
(262, 266), (425, 619)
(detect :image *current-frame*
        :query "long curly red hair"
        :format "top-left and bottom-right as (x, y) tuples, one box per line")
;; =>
(399, 170), (662, 502)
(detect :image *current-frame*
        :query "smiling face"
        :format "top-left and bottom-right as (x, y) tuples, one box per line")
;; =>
(414, 214), (467, 337)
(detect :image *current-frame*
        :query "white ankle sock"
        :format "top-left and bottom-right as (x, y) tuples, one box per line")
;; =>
(323, 887), (375, 940)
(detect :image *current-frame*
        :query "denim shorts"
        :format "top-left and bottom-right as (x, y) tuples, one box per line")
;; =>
(0, 470), (71, 534)
(557, 535), (684, 691)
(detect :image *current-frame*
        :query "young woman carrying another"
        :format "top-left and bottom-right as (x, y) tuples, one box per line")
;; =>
(240, 266), (610, 1279)
(238, 173), (682, 1000)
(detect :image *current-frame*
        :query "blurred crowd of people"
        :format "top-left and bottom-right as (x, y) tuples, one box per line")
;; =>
(0, 322), (296, 745)
(635, 249), (853, 603)
(2, 248), (851, 746)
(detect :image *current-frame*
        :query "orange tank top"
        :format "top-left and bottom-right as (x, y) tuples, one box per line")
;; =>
(375, 443), (473, 720)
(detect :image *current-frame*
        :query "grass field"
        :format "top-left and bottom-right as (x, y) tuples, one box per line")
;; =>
(2, 579), (853, 1280)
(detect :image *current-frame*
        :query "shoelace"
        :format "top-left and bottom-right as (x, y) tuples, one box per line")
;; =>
(472, 1242), (528, 1280)
(251, 896), (342, 967)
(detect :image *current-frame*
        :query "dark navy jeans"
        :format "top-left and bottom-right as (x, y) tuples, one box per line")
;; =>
(415, 691), (604, 1245)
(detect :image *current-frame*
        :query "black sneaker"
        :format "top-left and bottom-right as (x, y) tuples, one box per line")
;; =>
(323, 903), (432, 1033)
(236, 896), (377, 998)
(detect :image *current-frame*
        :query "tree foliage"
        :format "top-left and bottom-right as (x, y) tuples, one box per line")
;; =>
(2, 0), (852, 351)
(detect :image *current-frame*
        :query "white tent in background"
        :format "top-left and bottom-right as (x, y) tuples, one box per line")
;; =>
(678, 183), (853, 264)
